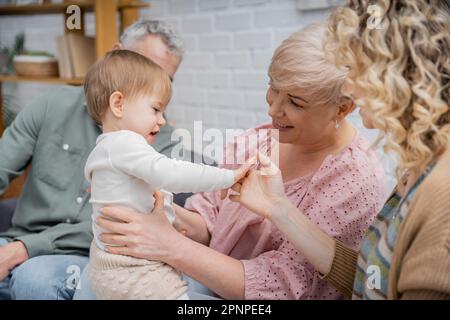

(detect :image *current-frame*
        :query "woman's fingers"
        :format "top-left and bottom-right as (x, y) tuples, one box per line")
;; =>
(231, 182), (242, 193)
(100, 233), (129, 246)
(101, 206), (136, 223)
(152, 191), (172, 225)
(105, 245), (131, 256)
(96, 216), (131, 235)
(220, 189), (228, 200)
(153, 191), (165, 211)
(257, 151), (279, 176)
(257, 151), (271, 166)
(229, 194), (240, 202)
(234, 156), (257, 181)
(224, 156), (258, 200)
(221, 180), (244, 200)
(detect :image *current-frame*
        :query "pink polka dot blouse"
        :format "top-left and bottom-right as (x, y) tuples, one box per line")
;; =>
(184, 124), (386, 300)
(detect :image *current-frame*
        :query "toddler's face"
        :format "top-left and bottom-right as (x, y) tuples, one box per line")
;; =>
(121, 93), (167, 144)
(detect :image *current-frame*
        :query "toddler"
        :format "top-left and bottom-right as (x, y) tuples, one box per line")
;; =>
(83, 50), (248, 300)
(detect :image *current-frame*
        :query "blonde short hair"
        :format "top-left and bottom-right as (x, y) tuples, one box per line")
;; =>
(84, 50), (172, 124)
(268, 23), (349, 107)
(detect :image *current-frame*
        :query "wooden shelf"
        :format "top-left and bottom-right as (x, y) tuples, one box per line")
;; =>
(118, 0), (150, 10)
(0, 75), (84, 85)
(0, 2), (93, 15)
(0, 0), (147, 139)
(0, 0), (149, 15)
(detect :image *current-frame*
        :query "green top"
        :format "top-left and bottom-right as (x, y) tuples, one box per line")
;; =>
(0, 86), (177, 257)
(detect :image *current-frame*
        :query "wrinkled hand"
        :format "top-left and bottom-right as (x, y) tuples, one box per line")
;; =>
(97, 191), (183, 262)
(0, 241), (29, 281)
(226, 152), (288, 220)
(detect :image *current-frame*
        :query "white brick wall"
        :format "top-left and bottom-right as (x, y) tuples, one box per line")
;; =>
(234, 31), (272, 49)
(215, 12), (251, 31)
(198, 33), (233, 51)
(215, 52), (249, 68)
(0, 0), (397, 191)
(145, 0), (322, 133)
(182, 16), (212, 33)
(198, 0), (231, 11)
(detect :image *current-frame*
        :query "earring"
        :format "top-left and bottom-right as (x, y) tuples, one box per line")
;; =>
(335, 120), (340, 129)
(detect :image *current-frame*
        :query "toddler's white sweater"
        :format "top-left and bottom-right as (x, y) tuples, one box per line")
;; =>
(85, 130), (234, 250)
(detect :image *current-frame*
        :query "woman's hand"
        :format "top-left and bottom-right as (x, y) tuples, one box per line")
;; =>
(172, 204), (211, 245)
(98, 192), (246, 299)
(229, 153), (337, 276)
(231, 156), (257, 182)
(97, 191), (184, 262)
(226, 152), (288, 220)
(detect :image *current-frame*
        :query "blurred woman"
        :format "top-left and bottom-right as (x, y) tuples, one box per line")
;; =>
(229, 0), (450, 299)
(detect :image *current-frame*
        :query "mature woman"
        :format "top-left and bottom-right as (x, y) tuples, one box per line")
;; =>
(226, 0), (450, 299)
(77, 24), (386, 300)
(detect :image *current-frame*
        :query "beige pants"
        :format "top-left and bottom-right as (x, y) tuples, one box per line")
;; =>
(88, 242), (188, 300)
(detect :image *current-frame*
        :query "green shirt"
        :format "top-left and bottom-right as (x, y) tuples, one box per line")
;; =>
(0, 86), (177, 257)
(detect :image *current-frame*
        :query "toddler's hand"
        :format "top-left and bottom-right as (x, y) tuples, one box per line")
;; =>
(232, 156), (257, 182)
(221, 156), (256, 200)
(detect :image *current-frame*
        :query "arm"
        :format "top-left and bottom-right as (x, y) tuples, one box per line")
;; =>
(396, 240), (450, 300)
(15, 220), (92, 257)
(173, 176), (232, 247)
(394, 175), (450, 300)
(167, 232), (245, 299)
(108, 132), (235, 193)
(271, 201), (358, 298)
(98, 195), (323, 300)
(172, 204), (211, 246)
(270, 200), (337, 276)
(229, 152), (360, 297)
(400, 290), (450, 300)
(0, 93), (48, 193)
(228, 153), (337, 275)
(0, 94), (49, 278)
(98, 192), (245, 299)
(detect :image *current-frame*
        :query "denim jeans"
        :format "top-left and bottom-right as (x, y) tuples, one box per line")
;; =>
(0, 238), (89, 300)
(73, 262), (219, 300)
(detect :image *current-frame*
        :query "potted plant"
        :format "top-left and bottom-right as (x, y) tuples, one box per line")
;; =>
(0, 32), (25, 75)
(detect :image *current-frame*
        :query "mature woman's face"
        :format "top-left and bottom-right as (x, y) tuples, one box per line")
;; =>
(266, 82), (339, 145)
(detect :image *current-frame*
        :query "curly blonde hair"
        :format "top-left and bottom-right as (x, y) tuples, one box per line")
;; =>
(326, 0), (450, 180)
